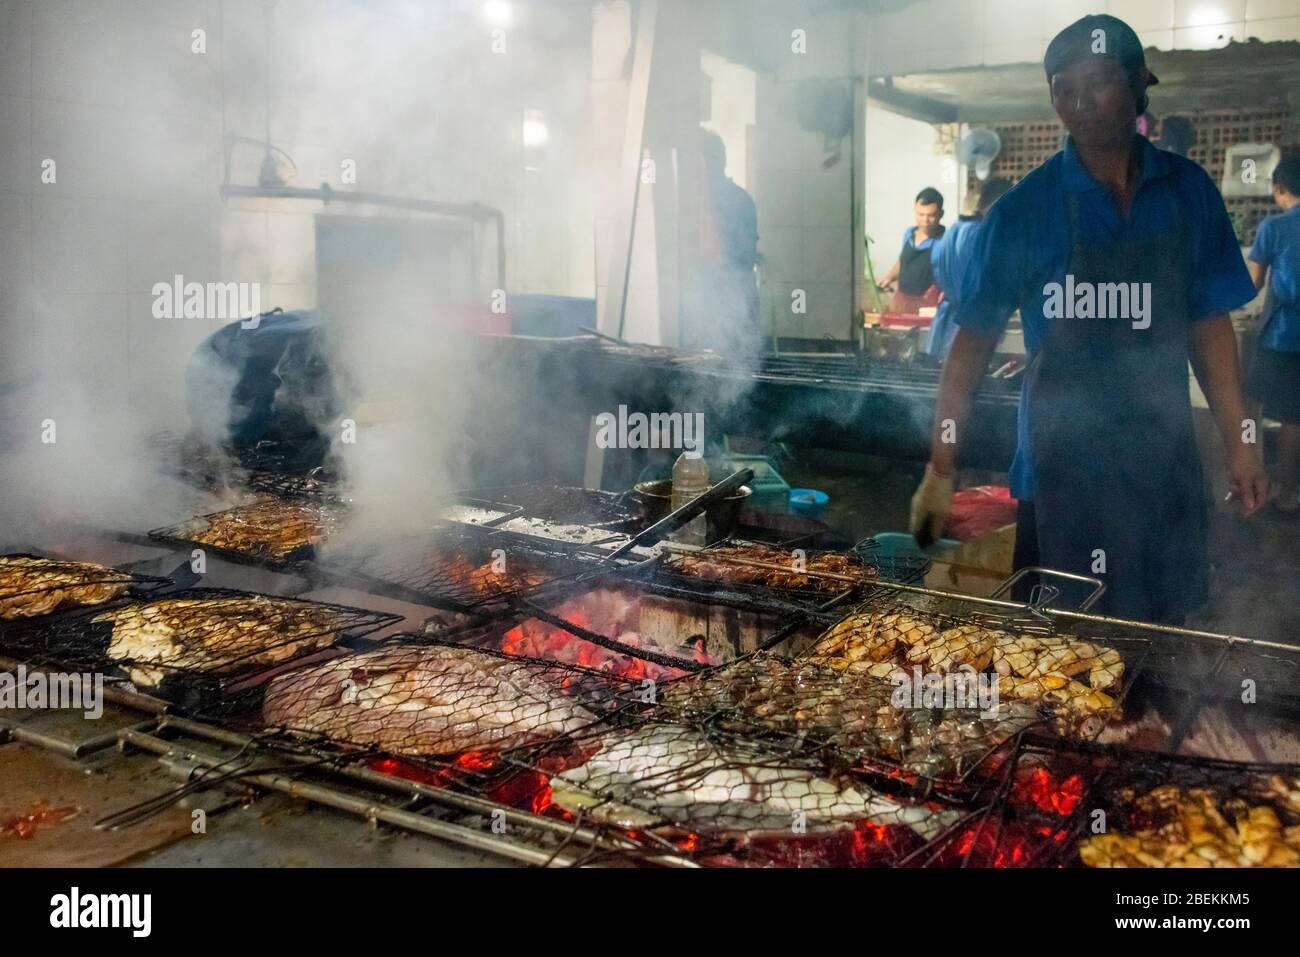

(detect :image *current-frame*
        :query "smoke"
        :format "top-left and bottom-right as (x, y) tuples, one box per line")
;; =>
(0, 0), (589, 554)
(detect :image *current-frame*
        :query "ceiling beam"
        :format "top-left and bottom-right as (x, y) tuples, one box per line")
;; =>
(867, 77), (958, 124)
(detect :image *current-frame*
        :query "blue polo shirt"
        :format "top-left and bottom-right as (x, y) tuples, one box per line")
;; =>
(954, 136), (1255, 500)
(926, 215), (984, 359)
(902, 225), (941, 254)
(1248, 205), (1300, 352)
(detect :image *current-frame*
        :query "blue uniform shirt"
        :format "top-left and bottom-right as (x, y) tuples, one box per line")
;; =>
(1248, 204), (1300, 352)
(953, 136), (1255, 500)
(926, 215), (984, 359)
(902, 225), (941, 253)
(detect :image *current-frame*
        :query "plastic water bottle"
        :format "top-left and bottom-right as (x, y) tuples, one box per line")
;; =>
(671, 452), (710, 546)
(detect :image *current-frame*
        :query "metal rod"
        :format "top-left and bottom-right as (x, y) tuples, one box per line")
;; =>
(507, 596), (706, 673)
(655, 556), (1293, 653)
(152, 716), (693, 866)
(219, 183), (506, 289)
(605, 467), (754, 560)
(117, 726), (582, 868)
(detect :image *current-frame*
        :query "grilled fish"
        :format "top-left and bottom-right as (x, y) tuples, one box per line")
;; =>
(97, 595), (346, 687)
(671, 545), (876, 592)
(0, 555), (134, 620)
(184, 498), (336, 559)
(550, 724), (953, 836)
(262, 643), (595, 755)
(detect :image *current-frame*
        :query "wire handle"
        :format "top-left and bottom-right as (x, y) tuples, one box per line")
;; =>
(989, 566), (1106, 612)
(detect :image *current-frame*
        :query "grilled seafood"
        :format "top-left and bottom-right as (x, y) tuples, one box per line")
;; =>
(1080, 784), (1300, 868)
(97, 595), (346, 687)
(670, 545), (876, 592)
(0, 555), (134, 620)
(441, 555), (551, 598)
(662, 654), (1037, 779)
(262, 644), (594, 755)
(550, 724), (954, 835)
(804, 607), (1125, 736)
(182, 497), (336, 559)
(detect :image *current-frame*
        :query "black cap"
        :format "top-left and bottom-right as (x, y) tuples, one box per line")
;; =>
(1044, 14), (1158, 86)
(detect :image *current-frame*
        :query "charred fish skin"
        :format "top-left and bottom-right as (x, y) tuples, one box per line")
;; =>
(550, 724), (957, 838)
(262, 644), (595, 756)
(0, 555), (134, 620)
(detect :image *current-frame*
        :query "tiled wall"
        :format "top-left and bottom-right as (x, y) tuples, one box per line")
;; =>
(751, 7), (862, 341)
(863, 106), (956, 285)
(868, 0), (1300, 75)
(0, 0), (595, 434)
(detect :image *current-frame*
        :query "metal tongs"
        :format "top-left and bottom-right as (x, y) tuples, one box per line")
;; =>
(604, 467), (754, 561)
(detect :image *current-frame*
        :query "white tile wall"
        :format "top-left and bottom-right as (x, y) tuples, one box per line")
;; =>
(1110, 0), (1178, 30)
(1247, 0), (1300, 19)
(0, 94), (31, 192)
(0, 192), (32, 311)
(1175, 0), (1248, 27)
(125, 202), (215, 294)
(31, 0), (129, 106)
(0, 1), (33, 99)
(1246, 16), (1300, 40)
(31, 195), (128, 294)
(1173, 21), (1247, 46)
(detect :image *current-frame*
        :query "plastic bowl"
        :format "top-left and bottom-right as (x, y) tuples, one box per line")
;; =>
(788, 488), (829, 517)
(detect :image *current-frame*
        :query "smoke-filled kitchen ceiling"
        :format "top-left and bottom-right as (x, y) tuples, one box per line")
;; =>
(870, 39), (1300, 123)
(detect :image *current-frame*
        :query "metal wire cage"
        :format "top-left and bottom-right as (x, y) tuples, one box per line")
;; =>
(0, 586), (402, 713)
(936, 737), (1300, 869)
(148, 497), (345, 570)
(252, 635), (968, 867)
(0, 554), (172, 624)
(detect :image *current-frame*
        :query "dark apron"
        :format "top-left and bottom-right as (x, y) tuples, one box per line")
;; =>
(897, 237), (937, 296)
(1024, 195), (1208, 624)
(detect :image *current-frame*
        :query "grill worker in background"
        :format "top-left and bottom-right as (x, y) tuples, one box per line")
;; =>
(1246, 153), (1300, 514)
(926, 177), (1015, 361)
(681, 129), (760, 353)
(880, 188), (945, 313)
(909, 14), (1268, 624)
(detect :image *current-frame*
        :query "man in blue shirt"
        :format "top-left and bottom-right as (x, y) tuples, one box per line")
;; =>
(926, 177), (1014, 360)
(909, 14), (1268, 623)
(1246, 153), (1300, 514)
(880, 187), (945, 313)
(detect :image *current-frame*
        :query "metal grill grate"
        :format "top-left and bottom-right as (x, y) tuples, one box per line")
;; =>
(0, 587), (402, 714)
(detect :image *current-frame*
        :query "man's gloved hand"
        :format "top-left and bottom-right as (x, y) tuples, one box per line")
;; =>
(910, 464), (955, 548)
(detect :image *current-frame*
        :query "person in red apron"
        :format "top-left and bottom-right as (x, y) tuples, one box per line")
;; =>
(880, 188), (945, 313)
(909, 14), (1269, 624)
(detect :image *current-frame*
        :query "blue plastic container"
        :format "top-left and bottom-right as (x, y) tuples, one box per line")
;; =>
(869, 531), (960, 558)
(788, 488), (829, 518)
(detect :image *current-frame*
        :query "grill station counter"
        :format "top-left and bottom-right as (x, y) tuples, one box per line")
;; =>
(4, 474), (1300, 869)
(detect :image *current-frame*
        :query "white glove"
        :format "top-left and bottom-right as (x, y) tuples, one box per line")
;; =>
(910, 464), (955, 548)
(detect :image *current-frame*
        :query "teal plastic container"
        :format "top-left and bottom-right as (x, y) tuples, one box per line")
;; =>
(726, 454), (790, 513)
(869, 531), (960, 559)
